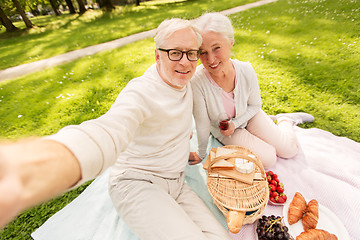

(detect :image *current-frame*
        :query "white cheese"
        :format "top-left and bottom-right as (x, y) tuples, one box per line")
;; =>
(235, 158), (254, 174)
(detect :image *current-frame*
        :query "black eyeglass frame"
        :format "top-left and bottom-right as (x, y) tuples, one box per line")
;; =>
(158, 48), (200, 62)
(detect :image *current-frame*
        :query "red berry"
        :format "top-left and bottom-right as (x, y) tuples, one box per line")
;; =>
(274, 177), (280, 183)
(268, 171), (274, 176)
(270, 180), (277, 186)
(282, 195), (287, 201)
(272, 173), (278, 178)
(271, 191), (278, 198)
(267, 175), (272, 182)
(270, 185), (277, 192)
(276, 186), (284, 193)
(276, 196), (286, 203)
(270, 197), (276, 202)
(279, 193), (287, 201)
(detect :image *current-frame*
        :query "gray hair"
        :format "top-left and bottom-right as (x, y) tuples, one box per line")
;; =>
(154, 18), (202, 49)
(195, 12), (234, 44)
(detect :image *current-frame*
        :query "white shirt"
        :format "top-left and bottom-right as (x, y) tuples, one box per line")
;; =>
(47, 64), (193, 185)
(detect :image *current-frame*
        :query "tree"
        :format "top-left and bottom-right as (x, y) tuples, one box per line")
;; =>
(135, 0), (140, 6)
(11, 0), (34, 28)
(75, 0), (86, 14)
(64, 0), (76, 14)
(49, 0), (61, 15)
(101, 0), (115, 11)
(0, 4), (18, 32)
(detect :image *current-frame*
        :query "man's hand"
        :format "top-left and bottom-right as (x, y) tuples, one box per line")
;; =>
(0, 139), (81, 229)
(0, 152), (22, 228)
(188, 152), (202, 165)
(220, 121), (235, 137)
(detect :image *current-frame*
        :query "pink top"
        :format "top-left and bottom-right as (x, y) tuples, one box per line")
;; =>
(204, 70), (236, 118)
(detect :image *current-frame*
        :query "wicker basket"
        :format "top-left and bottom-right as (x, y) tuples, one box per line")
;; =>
(206, 145), (269, 225)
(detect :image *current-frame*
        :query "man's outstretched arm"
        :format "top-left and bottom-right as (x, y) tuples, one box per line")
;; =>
(0, 138), (81, 228)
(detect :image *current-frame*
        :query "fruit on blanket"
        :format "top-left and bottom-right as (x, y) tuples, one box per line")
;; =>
(271, 191), (279, 198)
(226, 210), (245, 233)
(256, 215), (292, 240)
(296, 229), (338, 240)
(288, 192), (307, 225)
(266, 171), (287, 204)
(275, 196), (286, 204)
(277, 186), (284, 193)
(270, 180), (278, 186)
(302, 199), (319, 231)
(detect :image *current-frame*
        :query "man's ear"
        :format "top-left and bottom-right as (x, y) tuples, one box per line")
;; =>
(155, 49), (160, 63)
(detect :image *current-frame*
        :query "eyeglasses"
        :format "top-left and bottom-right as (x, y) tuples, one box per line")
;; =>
(158, 48), (200, 62)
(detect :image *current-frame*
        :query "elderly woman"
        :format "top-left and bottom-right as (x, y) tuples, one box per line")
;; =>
(191, 13), (314, 168)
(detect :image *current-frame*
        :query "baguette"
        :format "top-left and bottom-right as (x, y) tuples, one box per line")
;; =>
(226, 210), (245, 233)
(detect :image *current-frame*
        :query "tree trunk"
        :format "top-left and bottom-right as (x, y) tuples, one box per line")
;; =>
(49, 0), (61, 16)
(0, 5), (18, 32)
(76, 0), (87, 14)
(101, 0), (115, 11)
(11, 0), (34, 28)
(30, 7), (40, 16)
(65, 0), (76, 14)
(135, 0), (140, 6)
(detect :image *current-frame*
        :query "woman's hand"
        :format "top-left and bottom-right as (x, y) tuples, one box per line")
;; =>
(220, 121), (235, 137)
(188, 152), (202, 165)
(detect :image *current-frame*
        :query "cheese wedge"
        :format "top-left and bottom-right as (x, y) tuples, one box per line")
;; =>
(234, 158), (254, 174)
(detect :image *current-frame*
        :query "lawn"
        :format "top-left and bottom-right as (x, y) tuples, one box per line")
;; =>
(0, 0), (257, 70)
(0, 0), (359, 238)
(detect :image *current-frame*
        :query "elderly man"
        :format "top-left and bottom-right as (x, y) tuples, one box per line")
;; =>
(0, 18), (232, 240)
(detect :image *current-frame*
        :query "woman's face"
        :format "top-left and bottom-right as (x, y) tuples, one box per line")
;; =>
(199, 31), (233, 76)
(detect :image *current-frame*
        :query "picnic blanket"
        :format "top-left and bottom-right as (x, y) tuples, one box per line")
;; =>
(31, 126), (360, 240)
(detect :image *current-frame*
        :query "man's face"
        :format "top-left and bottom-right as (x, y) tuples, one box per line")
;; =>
(155, 28), (199, 89)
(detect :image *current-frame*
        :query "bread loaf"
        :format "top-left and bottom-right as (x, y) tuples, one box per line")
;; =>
(226, 210), (245, 233)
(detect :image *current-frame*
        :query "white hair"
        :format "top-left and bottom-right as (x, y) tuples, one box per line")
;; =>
(154, 18), (202, 49)
(195, 12), (234, 44)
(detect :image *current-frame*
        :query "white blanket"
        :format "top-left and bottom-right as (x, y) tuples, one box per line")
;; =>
(32, 127), (360, 240)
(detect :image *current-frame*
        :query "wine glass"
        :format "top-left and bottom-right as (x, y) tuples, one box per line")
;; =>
(218, 112), (230, 131)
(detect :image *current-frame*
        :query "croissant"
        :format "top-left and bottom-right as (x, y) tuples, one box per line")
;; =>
(226, 210), (245, 233)
(288, 192), (307, 225)
(302, 199), (319, 231)
(296, 229), (338, 240)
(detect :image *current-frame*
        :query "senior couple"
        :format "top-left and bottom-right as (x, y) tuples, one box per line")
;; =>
(0, 13), (313, 240)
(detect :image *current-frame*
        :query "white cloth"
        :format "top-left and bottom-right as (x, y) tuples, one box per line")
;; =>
(32, 126), (360, 240)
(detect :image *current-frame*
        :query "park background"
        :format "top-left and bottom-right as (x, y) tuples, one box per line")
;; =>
(0, 0), (359, 238)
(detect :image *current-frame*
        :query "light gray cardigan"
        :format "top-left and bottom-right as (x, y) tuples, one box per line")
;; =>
(191, 59), (262, 159)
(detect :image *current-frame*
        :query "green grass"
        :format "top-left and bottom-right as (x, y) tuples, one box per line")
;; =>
(229, 0), (359, 139)
(0, 0), (258, 70)
(0, 0), (359, 238)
